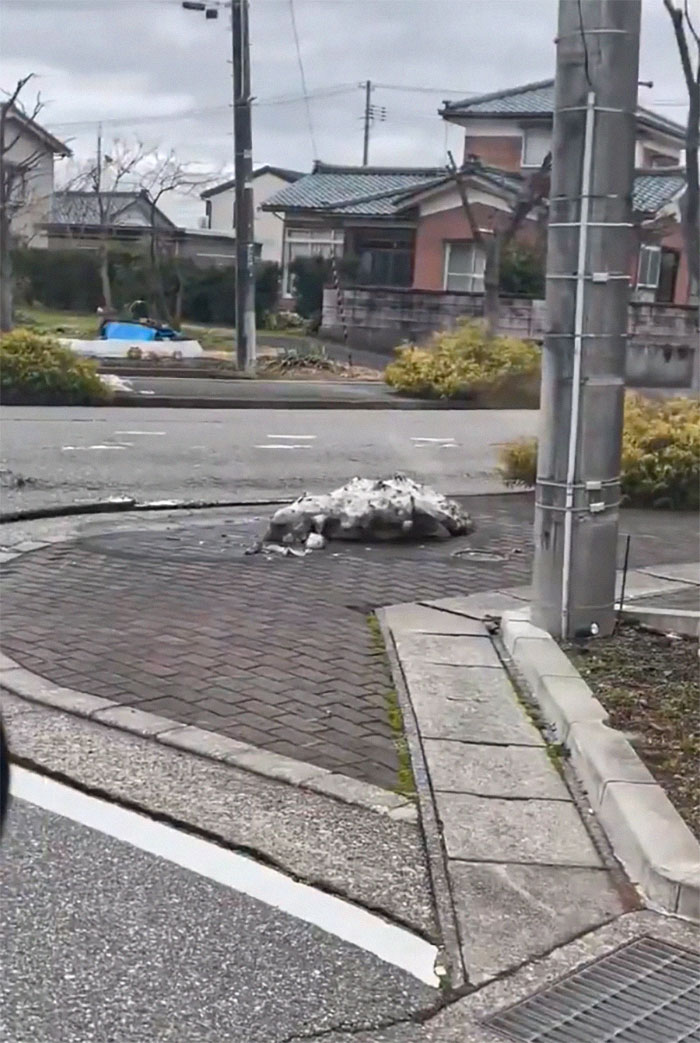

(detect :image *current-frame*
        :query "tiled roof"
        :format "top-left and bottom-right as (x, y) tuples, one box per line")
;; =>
(262, 162), (446, 216)
(51, 191), (175, 228)
(442, 79), (685, 140)
(633, 170), (686, 213)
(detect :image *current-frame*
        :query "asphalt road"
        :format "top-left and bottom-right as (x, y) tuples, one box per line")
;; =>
(119, 376), (400, 402)
(1, 776), (436, 1043)
(0, 406), (539, 512)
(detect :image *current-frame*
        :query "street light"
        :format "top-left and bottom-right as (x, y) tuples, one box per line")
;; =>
(181, 0), (256, 371)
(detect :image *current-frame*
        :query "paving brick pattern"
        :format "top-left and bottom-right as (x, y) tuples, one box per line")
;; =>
(2, 495), (697, 789)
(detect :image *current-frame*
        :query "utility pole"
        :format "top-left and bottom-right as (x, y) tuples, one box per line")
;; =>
(362, 80), (372, 166)
(183, 0), (256, 370)
(361, 81), (386, 166)
(231, 0), (256, 370)
(531, 0), (642, 639)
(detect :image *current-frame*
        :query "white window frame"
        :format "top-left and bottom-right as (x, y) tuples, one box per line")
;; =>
(637, 244), (662, 290)
(282, 226), (344, 296)
(443, 241), (485, 293)
(521, 126), (551, 168)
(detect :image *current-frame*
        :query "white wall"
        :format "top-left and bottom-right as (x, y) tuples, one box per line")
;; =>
(206, 170), (289, 264)
(4, 119), (56, 247)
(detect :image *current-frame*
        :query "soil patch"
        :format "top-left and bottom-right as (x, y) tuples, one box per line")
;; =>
(564, 620), (699, 838)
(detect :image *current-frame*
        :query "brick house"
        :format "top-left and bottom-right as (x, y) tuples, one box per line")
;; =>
(262, 160), (530, 300)
(439, 80), (694, 304)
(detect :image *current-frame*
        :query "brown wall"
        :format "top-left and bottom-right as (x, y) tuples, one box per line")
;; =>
(463, 134), (522, 171)
(412, 202), (538, 292)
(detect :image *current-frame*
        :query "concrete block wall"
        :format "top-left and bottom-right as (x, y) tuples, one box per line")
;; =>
(321, 287), (698, 390)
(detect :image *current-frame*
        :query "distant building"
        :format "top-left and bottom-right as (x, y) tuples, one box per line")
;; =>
(440, 78), (686, 172)
(47, 190), (238, 267)
(0, 104), (71, 247)
(200, 165), (303, 264)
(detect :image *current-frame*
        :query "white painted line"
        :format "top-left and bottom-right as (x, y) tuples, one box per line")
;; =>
(60, 445), (131, 451)
(255, 444), (311, 450)
(11, 768), (438, 987)
(114, 431), (166, 436)
(410, 437), (456, 443)
(268, 434), (317, 440)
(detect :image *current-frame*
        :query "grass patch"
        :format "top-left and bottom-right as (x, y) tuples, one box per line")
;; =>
(367, 613), (416, 800)
(564, 620), (699, 837)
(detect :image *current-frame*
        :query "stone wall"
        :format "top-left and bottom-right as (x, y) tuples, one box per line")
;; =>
(321, 287), (699, 390)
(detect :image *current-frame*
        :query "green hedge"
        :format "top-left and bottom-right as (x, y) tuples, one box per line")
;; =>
(0, 328), (111, 406)
(499, 395), (700, 510)
(12, 248), (281, 327)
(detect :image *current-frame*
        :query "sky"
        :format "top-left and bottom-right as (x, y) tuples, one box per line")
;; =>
(0, 0), (690, 227)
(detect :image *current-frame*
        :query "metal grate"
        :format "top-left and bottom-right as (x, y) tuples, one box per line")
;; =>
(484, 937), (700, 1043)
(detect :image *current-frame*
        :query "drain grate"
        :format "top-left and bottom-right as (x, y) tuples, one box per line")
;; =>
(484, 937), (700, 1043)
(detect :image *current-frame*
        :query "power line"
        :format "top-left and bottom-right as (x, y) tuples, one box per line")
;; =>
(288, 0), (317, 159)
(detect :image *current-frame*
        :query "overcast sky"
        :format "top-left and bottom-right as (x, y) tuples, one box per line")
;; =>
(0, 0), (690, 226)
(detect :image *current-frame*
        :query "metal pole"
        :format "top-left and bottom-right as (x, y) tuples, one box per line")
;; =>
(232, 0), (256, 370)
(362, 80), (371, 166)
(532, 0), (641, 639)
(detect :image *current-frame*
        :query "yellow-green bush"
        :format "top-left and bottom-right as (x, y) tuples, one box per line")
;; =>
(0, 327), (111, 406)
(384, 319), (541, 404)
(499, 395), (700, 509)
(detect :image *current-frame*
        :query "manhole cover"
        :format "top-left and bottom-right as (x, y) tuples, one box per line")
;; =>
(452, 549), (507, 562)
(484, 937), (700, 1042)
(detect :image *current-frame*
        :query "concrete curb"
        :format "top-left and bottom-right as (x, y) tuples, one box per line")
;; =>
(621, 605), (699, 638)
(376, 607), (465, 988)
(0, 496), (291, 525)
(0, 654), (416, 822)
(0, 539), (415, 823)
(500, 611), (700, 921)
(110, 392), (499, 410)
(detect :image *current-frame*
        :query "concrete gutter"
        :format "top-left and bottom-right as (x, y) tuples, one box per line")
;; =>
(500, 610), (700, 921)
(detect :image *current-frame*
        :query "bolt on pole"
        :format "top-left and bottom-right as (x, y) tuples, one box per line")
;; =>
(531, 0), (642, 640)
(232, 0), (256, 371)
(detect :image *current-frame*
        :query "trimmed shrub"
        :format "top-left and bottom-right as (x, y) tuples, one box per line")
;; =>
(384, 319), (541, 404)
(0, 328), (111, 406)
(498, 395), (700, 509)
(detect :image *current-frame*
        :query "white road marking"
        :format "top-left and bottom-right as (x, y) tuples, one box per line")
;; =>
(255, 444), (311, 450)
(268, 434), (317, 440)
(410, 437), (456, 443)
(114, 430), (166, 436)
(11, 768), (438, 987)
(60, 444), (131, 451)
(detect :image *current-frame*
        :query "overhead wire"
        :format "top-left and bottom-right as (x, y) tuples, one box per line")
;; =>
(288, 0), (318, 158)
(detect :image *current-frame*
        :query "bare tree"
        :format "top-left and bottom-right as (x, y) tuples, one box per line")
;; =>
(663, 0), (700, 297)
(60, 139), (153, 310)
(446, 152), (551, 335)
(61, 141), (216, 322)
(0, 75), (51, 331)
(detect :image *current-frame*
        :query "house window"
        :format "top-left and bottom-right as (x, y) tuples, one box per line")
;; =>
(283, 226), (343, 295)
(353, 229), (414, 288)
(522, 127), (551, 168)
(637, 244), (662, 289)
(443, 242), (485, 293)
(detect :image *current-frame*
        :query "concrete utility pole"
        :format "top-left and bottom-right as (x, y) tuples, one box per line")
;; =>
(531, 0), (642, 639)
(183, 0), (256, 370)
(362, 80), (372, 166)
(231, 0), (256, 370)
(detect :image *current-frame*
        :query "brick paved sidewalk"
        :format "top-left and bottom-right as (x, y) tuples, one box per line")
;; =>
(1, 495), (697, 790)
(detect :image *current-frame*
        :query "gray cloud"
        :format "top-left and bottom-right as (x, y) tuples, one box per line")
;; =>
(0, 0), (690, 226)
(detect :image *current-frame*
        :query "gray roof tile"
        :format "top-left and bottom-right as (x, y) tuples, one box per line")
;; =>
(263, 163), (446, 216)
(442, 79), (685, 140)
(633, 171), (686, 212)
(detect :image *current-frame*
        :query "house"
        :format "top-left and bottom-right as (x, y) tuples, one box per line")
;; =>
(200, 165), (303, 264)
(46, 190), (238, 266)
(0, 104), (71, 247)
(440, 78), (686, 172)
(262, 162), (448, 298)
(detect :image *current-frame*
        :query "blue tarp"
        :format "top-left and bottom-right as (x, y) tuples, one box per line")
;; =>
(101, 321), (179, 341)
